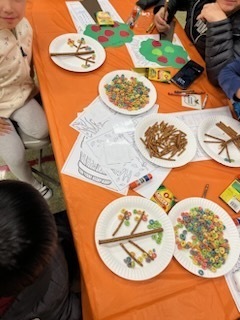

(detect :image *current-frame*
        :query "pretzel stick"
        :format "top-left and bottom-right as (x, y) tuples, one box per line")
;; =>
(112, 210), (128, 236)
(130, 212), (144, 234)
(141, 121), (188, 160)
(98, 227), (163, 244)
(204, 133), (225, 141)
(225, 144), (231, 162)
(216, 122), (240, 151)
(203, 141), (222, 143)
(120, 243), (143, 267)
(50, 50), (95, 56)
(76, 56), (95, 63)
(129, 240), (154, 260)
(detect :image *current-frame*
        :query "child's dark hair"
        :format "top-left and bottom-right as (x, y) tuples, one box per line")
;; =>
(0, 180), (57, 296)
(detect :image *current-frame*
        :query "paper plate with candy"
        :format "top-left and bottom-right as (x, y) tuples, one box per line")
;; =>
(95, 196), (175, 280)
(168, 197), (240, 278)
(98, 70), (157, 115)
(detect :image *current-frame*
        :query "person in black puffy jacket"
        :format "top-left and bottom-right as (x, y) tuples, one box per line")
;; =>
(154, 0), (240, 86)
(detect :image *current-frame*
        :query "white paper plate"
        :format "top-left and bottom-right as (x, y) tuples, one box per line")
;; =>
(95, 196), (175, 280)
(49, 33), (106, 72)
(198, 115), (240, 167)
(168, 197), (240, 278)
(135, 113), (197, 168)
(98, 70), (157, 115)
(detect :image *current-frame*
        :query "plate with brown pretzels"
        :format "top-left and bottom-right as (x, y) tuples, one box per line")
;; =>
(198, 115), (240, 167)
(134, 113), (197, 168)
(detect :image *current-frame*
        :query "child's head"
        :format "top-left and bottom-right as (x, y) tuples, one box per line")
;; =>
(0, 0), (26, 30)
(0, 180), (57, 296)
(217, 0), (240, 14)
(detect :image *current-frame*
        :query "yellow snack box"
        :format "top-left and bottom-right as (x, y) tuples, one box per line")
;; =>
(219, 178), (240, 213)
(132, 68), (171, 83)
(96, 11), (114, 26)
(151, 184), (177, 213)
(148, 68), (171, 83)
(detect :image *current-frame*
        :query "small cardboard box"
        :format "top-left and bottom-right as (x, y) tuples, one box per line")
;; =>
(96, 11), (114, 26)
(151, 184), (177, 213)
(219, 178), (240, 213)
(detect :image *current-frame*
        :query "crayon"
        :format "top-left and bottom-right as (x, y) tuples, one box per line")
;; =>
(129, 173), (153, 189)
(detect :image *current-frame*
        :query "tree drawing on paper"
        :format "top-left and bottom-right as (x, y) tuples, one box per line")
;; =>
(139, 39), (188, 68)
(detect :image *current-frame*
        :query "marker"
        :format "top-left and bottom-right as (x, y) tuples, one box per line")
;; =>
(129, 173), (153, 189)
(168, 92), (206, 96)
(174, 90), (205, 94)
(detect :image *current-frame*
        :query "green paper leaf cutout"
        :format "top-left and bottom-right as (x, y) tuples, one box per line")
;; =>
(139, 39), (188, 68)
(84, 21), (134, 48)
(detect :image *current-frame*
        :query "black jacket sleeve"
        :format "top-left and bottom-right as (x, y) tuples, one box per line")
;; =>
(205, 18), (235, 86)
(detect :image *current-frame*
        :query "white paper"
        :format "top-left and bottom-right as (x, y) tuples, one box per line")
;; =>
(134, 166), (171, 199)
(181, 94), (202, 110)
(66, 1), (95, 32)
(97, 0), (124, 22)
(63, 97), (159, 193)
(66, 104), (232, 195)
(61, 134), (128, 195)
(171, 106), (232, 161)
(66, 0), (123, 33)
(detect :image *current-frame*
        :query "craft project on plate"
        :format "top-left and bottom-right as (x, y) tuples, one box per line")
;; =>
(95, 196), (175, 280)
(84, 21), (134, 47)
(198, 115), (240, 167)
(139, 39), (188, 68)
(168, 197), (240, 278)
(49, 33), (106, 72)
(98, 70), (157, 115)
(135, 114), (197, 168)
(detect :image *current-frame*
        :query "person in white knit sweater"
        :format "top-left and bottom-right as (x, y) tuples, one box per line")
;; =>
(0, 0), (52, 199)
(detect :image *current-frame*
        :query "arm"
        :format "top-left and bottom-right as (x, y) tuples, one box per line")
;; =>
(154, 0), (188, 33)
(0, 118), (12, 135)
(197, 3), (237, 85)
(205, 18), (234, 85)
(218, 59), (240, 100)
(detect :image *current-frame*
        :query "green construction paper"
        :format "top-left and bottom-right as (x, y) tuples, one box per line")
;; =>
(139, 39), (188, 68)
(84, 21), (134, 48)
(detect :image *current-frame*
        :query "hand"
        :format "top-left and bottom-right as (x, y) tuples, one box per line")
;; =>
(154, 7), (170, 33)
(0, 118), (12, 136)
(197, 3), (227, 22)
(236, 88), (240, 99)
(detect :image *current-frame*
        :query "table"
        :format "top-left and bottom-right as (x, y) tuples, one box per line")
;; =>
(26, 0), (240, 319)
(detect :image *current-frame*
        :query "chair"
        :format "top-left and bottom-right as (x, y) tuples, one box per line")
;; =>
(18, 127), (60, 186)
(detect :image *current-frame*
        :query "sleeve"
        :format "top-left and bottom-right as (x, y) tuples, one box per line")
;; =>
(218, 59), (240, 100)
(154, 0), (187, 23)
(32, 247), (82, 320)
(205, 18), (235, 86)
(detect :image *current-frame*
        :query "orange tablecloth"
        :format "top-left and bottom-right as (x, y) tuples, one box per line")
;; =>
(26, 1), (240, 319)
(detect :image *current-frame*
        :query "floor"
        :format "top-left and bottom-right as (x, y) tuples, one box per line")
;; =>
(0, 144), (66, 214)
(175, 11), (187, 28)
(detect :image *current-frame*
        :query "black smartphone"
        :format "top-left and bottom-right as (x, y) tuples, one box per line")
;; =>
(170, 60), (204, 90)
